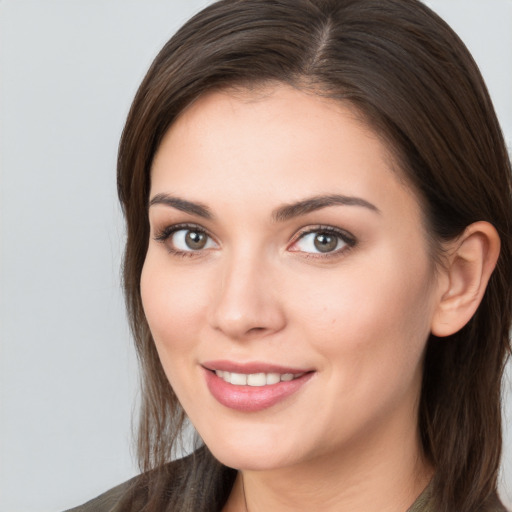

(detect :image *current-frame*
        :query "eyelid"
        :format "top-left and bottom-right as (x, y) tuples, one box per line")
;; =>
(152, 222), (356, 258)
(288, 225), (357, 256)
(153, 222), (211, 240)
(153, 222), (219, 255)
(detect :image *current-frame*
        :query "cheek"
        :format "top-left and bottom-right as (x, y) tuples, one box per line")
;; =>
(140, 253), (214, 410)
(292, 249), (435, 376)
(296, 263), (434, 434)
(140, 253), (209, 354)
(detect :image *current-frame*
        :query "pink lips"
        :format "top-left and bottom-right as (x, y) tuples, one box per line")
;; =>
(202, 360), (314, 412)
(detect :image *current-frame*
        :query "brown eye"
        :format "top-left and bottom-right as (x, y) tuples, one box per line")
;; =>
(291, 228), (355, 255)
(313, 233), (338, 253)
(166, 228), (217, 252)
(185, 230), (208, 250)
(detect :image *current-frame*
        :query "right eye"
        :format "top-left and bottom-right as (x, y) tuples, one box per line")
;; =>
(155, 225), (218, 254)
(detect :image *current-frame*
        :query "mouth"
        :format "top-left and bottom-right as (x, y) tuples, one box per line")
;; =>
(202, 361), (315, 412)
(213, 370), (306, 386)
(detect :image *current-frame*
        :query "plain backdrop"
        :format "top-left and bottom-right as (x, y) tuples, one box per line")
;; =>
(0, 1), (511, 511)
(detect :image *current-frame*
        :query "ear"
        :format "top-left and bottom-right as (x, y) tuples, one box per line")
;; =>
(431, 221), (501, 337)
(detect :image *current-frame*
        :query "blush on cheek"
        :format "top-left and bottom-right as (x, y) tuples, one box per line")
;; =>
(141, 261), (209, 354)
(140, 253), (203, 323)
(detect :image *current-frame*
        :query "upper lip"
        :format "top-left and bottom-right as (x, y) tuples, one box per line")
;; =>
(202, 360), (313, 374)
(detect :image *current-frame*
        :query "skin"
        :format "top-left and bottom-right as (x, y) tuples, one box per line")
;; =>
(141, 84), (442, 511)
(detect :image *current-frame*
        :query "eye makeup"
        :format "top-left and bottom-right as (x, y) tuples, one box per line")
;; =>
(288, 225), (357, 258)
(153, 222), (218, 257)
(152, 221), (357, 260)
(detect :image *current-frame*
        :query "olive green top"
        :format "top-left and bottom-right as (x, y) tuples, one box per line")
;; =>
(65, 463), (507, 512)
(407, 484), (433, 512)
(66, 475), (436, 512)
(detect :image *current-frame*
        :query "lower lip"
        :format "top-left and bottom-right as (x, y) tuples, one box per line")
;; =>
(204, 369), (313, 412)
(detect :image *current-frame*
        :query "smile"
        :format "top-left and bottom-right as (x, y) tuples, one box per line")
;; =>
(214, 370), (305, 386)
(203, 362), (315, 412)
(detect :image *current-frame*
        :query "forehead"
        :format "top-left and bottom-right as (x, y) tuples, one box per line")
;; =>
(150, 84), (423, 225)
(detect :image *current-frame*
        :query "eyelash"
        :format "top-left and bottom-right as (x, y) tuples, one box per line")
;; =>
(154, 223), (215, 258)
(153, 223), (357, 259)
(289, 225), (357, 259)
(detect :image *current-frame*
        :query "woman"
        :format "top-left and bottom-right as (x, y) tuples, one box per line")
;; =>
(68, 0), (512, 510)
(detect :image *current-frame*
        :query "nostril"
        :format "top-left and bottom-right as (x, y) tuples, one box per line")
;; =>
(248, 327), (265, 333)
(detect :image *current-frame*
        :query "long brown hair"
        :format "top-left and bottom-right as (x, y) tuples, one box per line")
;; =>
(117, 1), (512, 510)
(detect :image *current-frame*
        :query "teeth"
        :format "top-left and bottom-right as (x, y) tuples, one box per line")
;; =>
(266, 373), (280, 385)
(230, 372), (247, 385)
(247, 373), (266, 386)
(214, 370), (304, 386)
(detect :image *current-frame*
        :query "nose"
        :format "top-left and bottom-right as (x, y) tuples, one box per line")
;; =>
(207, 250), (286, 340)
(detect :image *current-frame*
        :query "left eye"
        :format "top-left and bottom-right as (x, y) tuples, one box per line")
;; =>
(170, 228), (217, 252)
(291, 230), (350, 254)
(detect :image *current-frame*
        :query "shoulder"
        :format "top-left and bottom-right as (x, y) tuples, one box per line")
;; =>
(63, 477), (135, 512)
(62, 456), (188, 512)
(407, 481), (509, 512)
(63, 448), (237, 512)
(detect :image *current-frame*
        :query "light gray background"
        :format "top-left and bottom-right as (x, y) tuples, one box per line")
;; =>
(0, 1), (511, 511)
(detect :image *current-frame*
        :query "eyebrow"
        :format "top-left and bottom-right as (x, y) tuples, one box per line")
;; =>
(148, 192), (380, 221)
(272, 194), (380, 222)
(149, 193), (213, 219)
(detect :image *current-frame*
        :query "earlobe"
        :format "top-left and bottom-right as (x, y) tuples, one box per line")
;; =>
(431, 221), (500, 337)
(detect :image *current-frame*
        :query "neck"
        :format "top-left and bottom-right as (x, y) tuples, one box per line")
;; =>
(224, 412), (432, 512)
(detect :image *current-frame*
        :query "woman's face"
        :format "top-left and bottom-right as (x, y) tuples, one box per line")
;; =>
(141, 85), (441, 472)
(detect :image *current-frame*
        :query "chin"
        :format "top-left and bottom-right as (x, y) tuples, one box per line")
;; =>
(201, 432), (300, 471)
(210, 447), (292, 472)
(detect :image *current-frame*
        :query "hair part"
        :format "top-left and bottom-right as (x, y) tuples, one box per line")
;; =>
(117, 1), (512, 510)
